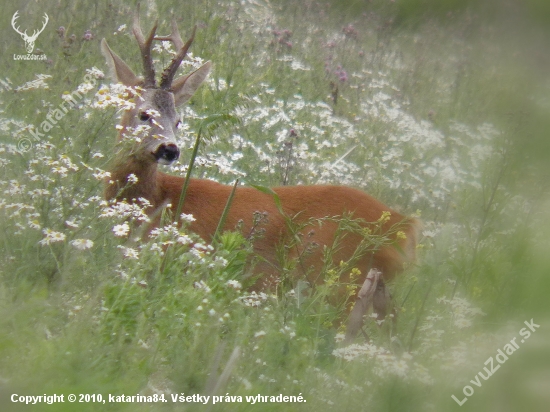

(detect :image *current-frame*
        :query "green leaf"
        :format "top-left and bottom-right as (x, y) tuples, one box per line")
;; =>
(249, 184), (284, 215)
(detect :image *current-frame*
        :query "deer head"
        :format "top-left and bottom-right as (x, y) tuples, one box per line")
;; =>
(12, 11), (49, 54)
(100, 5), (211, 167)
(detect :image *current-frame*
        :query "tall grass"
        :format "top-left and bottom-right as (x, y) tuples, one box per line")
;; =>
(1, 0), (549, 411)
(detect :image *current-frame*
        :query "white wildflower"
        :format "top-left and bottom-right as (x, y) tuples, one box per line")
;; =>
(70, 239), (94, 250)
(39, 228), (66, 245)
(226, 279), (242, 290)
(180, 213), (196, 222)
(117, 246), (139, 259)
(112, 223), (130, 237)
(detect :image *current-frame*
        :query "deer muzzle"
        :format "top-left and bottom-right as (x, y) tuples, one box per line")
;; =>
(154, 143), (180, 165)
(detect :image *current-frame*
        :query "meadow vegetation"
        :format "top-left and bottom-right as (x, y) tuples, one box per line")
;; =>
(1, 0), (549, 411)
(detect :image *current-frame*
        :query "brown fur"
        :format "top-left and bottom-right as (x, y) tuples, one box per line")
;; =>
(109, 164), (420, 293)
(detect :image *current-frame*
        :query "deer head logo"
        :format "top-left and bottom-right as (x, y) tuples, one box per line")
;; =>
(11, 11), (49, 54)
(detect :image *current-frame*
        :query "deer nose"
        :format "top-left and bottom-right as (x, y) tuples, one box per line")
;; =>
(154, 143), (180, 164)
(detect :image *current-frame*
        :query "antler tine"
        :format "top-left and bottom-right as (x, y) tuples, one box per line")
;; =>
(11, 11), (26, 36)
(133, 4), (158, 87)
(159, 25), (197, 90)
(32, 13), (49, 39)
(154, 19), (184, 52)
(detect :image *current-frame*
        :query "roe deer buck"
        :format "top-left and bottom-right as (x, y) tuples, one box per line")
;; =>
(101, 8), (420, 343)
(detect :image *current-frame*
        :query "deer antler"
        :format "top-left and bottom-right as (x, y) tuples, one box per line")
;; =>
(158, 24), (196, 90)
(154, 19), (184, 52)
(133, 4), (158, 88)
(11, 12), (49, 41)
(31, 13), (49, 40)
(11, 11), (27, 37)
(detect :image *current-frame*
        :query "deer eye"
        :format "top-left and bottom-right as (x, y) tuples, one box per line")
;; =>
(138, 111), (151, 121)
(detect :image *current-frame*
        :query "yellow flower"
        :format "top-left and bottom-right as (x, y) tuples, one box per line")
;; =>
(377, 211), (391, 223)
(350, 267), (361, 280)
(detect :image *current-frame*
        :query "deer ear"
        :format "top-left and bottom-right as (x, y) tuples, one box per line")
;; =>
(172, 61), (211, 106)
(101, 39), (141, 87)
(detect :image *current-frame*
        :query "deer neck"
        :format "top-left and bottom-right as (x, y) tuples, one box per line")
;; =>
(106, 155), (164, 209)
